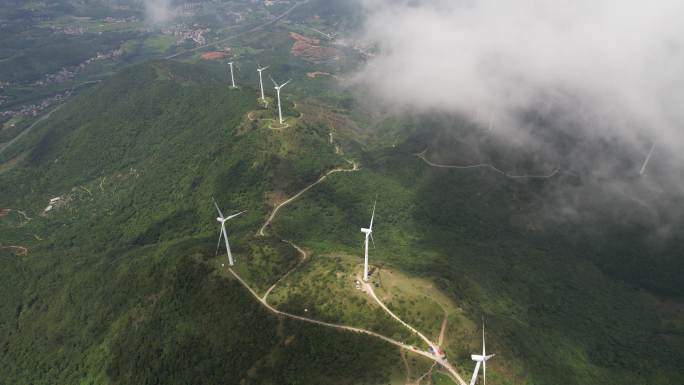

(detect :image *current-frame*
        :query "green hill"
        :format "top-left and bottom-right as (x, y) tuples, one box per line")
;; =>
(270, 123), (684, 384)
(0, 60), (400, 385)
(1, 58), (683, 385)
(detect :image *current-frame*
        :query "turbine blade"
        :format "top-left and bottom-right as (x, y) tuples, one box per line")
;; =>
(226, 210), (246, 220)
(369, 199), (376, 229)
(370, 232), (376, 249)
(469, 360), (482, 385)
(212, 196), (224, 218)
(482, 321), (486, 355)
(215, 228), (222, 256)
(270, 75), (278, 87)
(483, 360), (487, 385)
(281, 79), (292, 87)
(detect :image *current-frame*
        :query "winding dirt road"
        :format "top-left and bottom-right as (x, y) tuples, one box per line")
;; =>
(229, 266), (466, 385)
(416, 148), (560, 179)
(257, 161), (359, 236)
(240, 127), (468, 383)
(262, 240), (307, 301)
(363, 280), (436, 349)
(363, 280), (468, 385)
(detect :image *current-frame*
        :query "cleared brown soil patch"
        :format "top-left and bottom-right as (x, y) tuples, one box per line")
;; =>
(290, 32), (338, 61)
(200, 51), (228, 60)
(306, 71), (330, 78)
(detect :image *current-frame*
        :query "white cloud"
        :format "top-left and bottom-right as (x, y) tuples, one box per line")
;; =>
(144, 0), (177, 24)
(352, 0), (684, 223)
(354, 0), (684, 151)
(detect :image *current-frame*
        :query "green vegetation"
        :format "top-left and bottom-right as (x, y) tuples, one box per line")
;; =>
(268, 124), (684, 384)
(268, 254), (418, 345)
(0, 60), (405, 384)
(1, 1), (683, 384)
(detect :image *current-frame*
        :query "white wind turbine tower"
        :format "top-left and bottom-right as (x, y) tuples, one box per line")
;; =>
(257, 64), (269, 101)
(213, 197), (246, 266)
(360, 200), (376, 282)
(271, 76), (291, 125)
(228, 61), (236, 88)
(469, 321), (495, 385)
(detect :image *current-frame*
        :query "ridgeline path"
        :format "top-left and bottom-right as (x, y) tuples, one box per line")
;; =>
(261, 240), (307, 301)
(238, 117), (467, 384)
(257, 160), (359, 236)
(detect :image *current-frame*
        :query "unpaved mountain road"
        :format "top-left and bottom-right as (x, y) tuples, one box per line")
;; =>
(257, 161), (359, 236)
(416, 148), (560, 179)
(229, 267), (467, 385)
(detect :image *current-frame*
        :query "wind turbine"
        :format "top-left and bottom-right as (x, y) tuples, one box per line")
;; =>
(639, 142), (656, 175)
(228, 61), (236, 88)
(469, 321), (495, 385)
(213, 197), (245, 266)
(257, 64), (269, 101)
(271, 76), (291, 125)
(360, 199), (376, 282)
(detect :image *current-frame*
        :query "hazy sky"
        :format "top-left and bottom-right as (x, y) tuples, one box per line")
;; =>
(353, 0), (684, 150)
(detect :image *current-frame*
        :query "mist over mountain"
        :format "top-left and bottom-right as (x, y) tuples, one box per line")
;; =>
(2, 1), (683, 384)
(351, 0), (684, 227)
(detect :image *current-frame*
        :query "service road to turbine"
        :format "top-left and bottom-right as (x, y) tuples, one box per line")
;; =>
(261, 239), (307, 301)
(363, 279), (438, 352)
(228, 267), (467, 385)
(241, 128), (470, 383)
(258, 161), (359, 236)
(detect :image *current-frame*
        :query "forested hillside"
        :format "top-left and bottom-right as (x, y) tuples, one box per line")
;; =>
(0, 60), (398, 385)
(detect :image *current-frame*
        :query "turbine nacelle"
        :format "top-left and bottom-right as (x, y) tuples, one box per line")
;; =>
(471, 354), (495, 362)
(216, 210), (245, 224)
(361, 227), (372, 234)
(212, 197), (245, 266)
(269, 77), (292, 124)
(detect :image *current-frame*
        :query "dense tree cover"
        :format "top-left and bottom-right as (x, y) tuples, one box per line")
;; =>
(0, 60), (399, 384)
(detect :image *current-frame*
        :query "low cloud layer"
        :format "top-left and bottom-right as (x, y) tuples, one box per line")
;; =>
(352, 0), (684, 225)
(144, 0), (176, 24)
